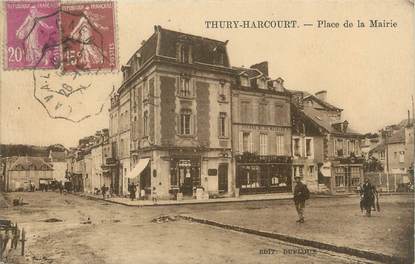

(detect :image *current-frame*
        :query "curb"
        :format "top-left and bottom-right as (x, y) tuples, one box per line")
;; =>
(179, 215), (409, 264)
(73, 193), (296, 207)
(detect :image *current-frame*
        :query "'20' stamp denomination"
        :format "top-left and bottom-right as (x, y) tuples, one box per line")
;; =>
(5, 0), (60, 70)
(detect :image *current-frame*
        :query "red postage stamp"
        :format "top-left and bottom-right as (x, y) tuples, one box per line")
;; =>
(5, 0), (60, 70)
(60, 1), (117, 72)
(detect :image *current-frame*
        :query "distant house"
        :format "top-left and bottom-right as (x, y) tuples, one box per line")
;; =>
(48, 150), (67, 183)
(6, 156), (53, 191)
(290, 90), (364, 194)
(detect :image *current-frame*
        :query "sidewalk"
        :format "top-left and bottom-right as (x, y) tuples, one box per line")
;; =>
(77, 192), (295, 206)
(74, 191), (362, 207)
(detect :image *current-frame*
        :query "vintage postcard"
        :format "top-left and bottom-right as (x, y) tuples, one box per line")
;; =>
(0, 0), (413, 264)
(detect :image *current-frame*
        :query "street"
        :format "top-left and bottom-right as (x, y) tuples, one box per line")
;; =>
(1, 192), (413, 264)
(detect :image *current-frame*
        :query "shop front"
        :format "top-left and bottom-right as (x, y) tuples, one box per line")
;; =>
(169, 156), (201, 197)
(235, 154), (292, 194)
(332, 155), (364, 193)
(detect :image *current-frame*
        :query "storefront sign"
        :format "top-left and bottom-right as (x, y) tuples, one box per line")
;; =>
(208, 169), (217, 176)
(320, 162), (331, 177)
(178, 160), (191, 167)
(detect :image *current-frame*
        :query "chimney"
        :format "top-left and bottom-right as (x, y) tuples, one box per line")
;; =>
(315, 90), (327, 102)
(250, 61), (268, 76)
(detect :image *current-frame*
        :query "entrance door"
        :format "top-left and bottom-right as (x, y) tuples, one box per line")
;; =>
(218, 163), (228, 193)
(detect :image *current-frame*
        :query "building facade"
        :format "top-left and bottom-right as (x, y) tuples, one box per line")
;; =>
(232, 63), (293, 195)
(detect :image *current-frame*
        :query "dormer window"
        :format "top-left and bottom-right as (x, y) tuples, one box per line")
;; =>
(177, 42), (192, 64)
(240, 76), (249, 87)
(257, 77), (267, 89)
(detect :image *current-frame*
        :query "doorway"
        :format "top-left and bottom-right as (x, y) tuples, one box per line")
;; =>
(218, 163), (228, 193)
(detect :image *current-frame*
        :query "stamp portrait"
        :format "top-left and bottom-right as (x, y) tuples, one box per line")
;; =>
(60, 1), (117, 72)
(5, 0), (60, 70)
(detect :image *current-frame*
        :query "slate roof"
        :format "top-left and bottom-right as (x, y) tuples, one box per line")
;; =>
(232, 66), (263, 79)
(126, 26), (230, 70)
(387, 128), (405, 144)
(371, 143), (385, 153)
(9, 156), (53, 171)
(301, 105), (361, 136)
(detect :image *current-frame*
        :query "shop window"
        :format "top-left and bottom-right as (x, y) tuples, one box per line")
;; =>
(179, 109), (192, 135)
(240, 166), (262, 188)
(351, 167), (361, 186)
(179, 77), (192, 97)
(260, 134), (268, 155)
(270, 165), (289, 187)
(218, 112), (227, 138)
(335, 167), (345, 187)
(276, 135), (284, 156)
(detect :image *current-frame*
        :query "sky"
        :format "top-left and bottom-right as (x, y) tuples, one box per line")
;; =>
(0, 0), (413, 148)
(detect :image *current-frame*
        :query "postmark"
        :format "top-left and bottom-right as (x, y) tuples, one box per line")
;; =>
(5, 0), (60, 70)
(60, 1), (117, 72)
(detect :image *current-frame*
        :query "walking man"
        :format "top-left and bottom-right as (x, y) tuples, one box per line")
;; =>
(293, 175), (310, 223)
(360, 178), (378, 217)
(101, 184), (107, 200)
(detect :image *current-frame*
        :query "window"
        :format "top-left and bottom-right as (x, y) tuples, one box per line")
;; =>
(218, 82), (226, 101)
(218, 112), (227, 137)
(180, 44), (190, 63)
(143, 111), (148, 137)
(335, 167), (345, 187)
(260, 134), (268, 155)
(178, 77), (191, 97)
(241, 132), (252, 153)
(240, 102), (250, 123)
(349, 140), (355, 155)
(120, 139), (124, 157)
(259, 104), (268, 124)
(335, 139), (344, 156)
(399, 151), (405, 163)
(380, 151), (385, 160)
(180, 109), (192, 135)
(241, 76), (249, 87)
(257, 78), (266, 89)
(276, 135), (284, 156)
(351, 167), (361, 186)
(294, 166), (304, 177)
(305, 138), (313, 158)
(143, 79), (149, 101)
(309, 166), (314, 175)
(293, 137), (302, 157)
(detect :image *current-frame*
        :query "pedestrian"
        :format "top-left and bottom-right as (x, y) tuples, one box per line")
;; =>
(293, 176), (310, 223)
(152, 187), (158, 204)
(130, 183), (137, 201)
(360, 178), (378, 217)
(101, 184), (107, 200)
(59, 181), (63, 195)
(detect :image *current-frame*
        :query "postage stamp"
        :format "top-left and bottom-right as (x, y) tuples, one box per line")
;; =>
(60, 1), (117, 72)
(5, 0), (60, 70)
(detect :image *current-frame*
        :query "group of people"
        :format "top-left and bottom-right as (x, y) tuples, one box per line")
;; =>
(293, 176), (380, 223)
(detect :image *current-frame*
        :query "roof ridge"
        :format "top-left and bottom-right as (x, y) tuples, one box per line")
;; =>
(159, 26), (227, 44)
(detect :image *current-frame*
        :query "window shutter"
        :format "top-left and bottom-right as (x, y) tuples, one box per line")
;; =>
(191, 114), (195, 135)
(176, 113), (180, 135)
(239, 131), (243, 153)
(249, 133), (253, 153)
(217, 116), (221, 138)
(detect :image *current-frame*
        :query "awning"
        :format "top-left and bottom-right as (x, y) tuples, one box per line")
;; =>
(125, 158), (150, 179)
